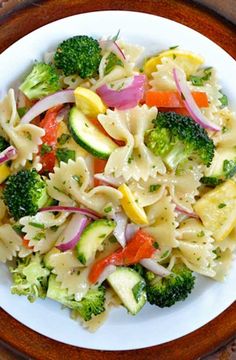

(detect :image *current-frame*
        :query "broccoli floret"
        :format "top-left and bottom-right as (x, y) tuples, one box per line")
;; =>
(145, 112), (215, 169)
(0, 136), (10, 152)
(47, 275), (106, 321)
(145, 262), (195, 308)
(10, 254), (50, 303)
(54, 35), (102, 78)
(19, 62), (60, 100)
(77, 285), (106, 321)
(3, 169), (48, 220)
(200, 148), (236, 187)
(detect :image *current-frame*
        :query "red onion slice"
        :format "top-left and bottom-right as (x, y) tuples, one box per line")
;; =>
(112, 211), (128, 247)
(0, 146), (17, 165)
(94, 173), (123, 187)
(39, 206), (100, 220)
(125, 223), (140, 241)
(97, 265), (117, 285)
(99, 40), (126, 61)
(21, 90), (75, 124)
(173, 68), (221, 132)
(140, 258), (171, 277)
(96, 75), (146, 110)
(56, 213), (88, 251)
(175, 204), (199, 218)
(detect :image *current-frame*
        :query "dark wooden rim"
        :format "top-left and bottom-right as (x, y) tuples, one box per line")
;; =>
(0, 1), (235, 359)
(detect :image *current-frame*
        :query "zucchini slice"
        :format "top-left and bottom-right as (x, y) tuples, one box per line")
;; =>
(76, 219), (116, 265)
(107, 267), (147, 315)
(68, 106), (117, 159)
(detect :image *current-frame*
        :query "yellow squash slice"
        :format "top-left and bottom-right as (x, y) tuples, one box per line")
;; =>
(0, 164), (10, 184)
(118, 184), (148, 225)
(144, 49), (204, 78)
(194, 180), (236, 242)
(74, 87), (107, 118)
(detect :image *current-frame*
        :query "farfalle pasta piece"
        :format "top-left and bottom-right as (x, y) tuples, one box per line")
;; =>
(47, 158), (122, 215)
(0, 89), (45, 169)
(153, 161), (202, 213)
(145, 192), (178, 248)
(213, 248), (233, 281)
(20, 212), (69, 254)
(218, 227), (236, 252)
(98, 105), (166, 182)
(214, 109), (236, 148)
(128, 179), (165, 207)
(0, 224), (22, 263)
(175, 219), (216, 277)
(50, 250), (90, 300)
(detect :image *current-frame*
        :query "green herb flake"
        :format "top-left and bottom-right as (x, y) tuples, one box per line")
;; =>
(153, 241), (159, 249)
(132, 281), (145, 303)
(222, 126), (229, 134)
(218, 203), (226, 209)
(104, 206), (112, 213)
(189, 67), (212, 87)
(17, 107), (27, 118)
(172, 54), (176, 60)
(72, 175), (82, 186)
(128, 155), (134, 164)
(104, 52), (124, 76)
(56, 148), (75, 163)
(169, 45), (179, 50)
(50, 225), (59, 232)
(109, 235), (117, 243)
(41, 143), (52, 156)
(219, 92), (228, 108)
(98, 233), (107, 239)
(29, 222), (45, 229)
(12, 224), (24, 236)
(57, 133), (71, 145)
(33, 232), (45, 241)
(197, 230), (205, 237)
(223, 159), (236, 179)
(161, 250), (170, 259)
(149, 184), (161, 192)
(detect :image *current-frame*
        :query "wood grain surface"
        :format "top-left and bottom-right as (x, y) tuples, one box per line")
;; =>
(0, 1), (235, 359)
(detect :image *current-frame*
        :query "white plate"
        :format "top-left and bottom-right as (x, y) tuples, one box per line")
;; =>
(0, 10), (235, 351)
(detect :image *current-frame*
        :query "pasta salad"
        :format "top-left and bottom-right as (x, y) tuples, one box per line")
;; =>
(0, 33), (235, 331)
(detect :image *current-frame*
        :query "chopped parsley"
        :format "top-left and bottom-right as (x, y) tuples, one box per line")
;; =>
(149, 184), (161, 192)
(104, 52), (123, 75)
(169, 45), (179, 50)
(56, 148), (75, 163)
(189, 67), (212, 86)
(197, 230), (205, 237)
(41, 143), (52, 156)
(223, 159), (236, 179)
(104, 206), (112, 213)
(29, 222), (45, 229)
(219, 91), (228, 108)
(218, 203), (226, 209)
(72, 175), (82, 186)
(57, 133), (71, 145)
(17, 107), (27, 118)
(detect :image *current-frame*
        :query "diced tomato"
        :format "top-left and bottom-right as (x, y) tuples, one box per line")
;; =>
(145, 91), (209, 108)
(39, 105), (63, 173)
(22, 238), (33, 250)
(94, 158), (107, 186)
(89, 229), (155, 284)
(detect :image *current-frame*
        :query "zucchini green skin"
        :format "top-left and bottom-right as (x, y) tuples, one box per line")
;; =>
(76, 219), (116, 265)
(107, 267), (147, 315)
(68, 106), (117, 159)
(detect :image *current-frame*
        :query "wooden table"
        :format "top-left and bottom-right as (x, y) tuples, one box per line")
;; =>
(0, 1), (235, 359)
